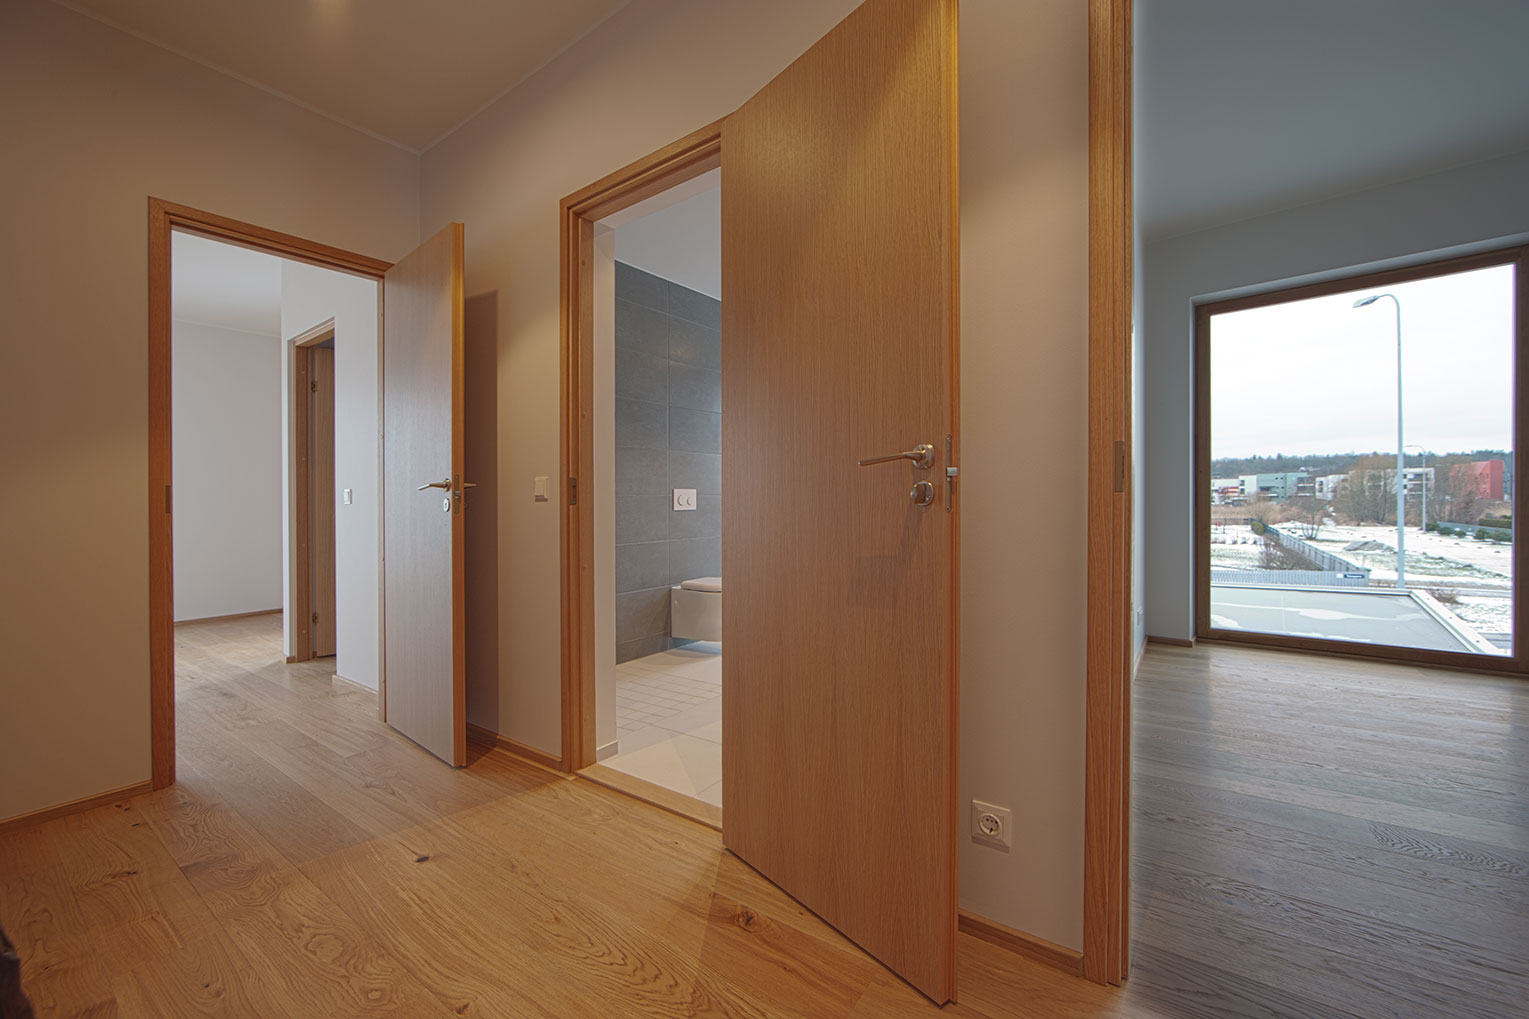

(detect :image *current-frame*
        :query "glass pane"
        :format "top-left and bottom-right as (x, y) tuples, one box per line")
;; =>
(1208, 263), (1515, 656)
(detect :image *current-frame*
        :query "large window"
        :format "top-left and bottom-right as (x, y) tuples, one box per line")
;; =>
(1196, 248), (1527, 669)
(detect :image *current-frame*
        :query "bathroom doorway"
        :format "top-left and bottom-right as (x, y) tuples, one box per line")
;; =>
(584, 169), (725, 813)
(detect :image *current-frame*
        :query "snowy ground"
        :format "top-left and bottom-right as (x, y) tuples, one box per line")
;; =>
(1210, 522), (1513, 636)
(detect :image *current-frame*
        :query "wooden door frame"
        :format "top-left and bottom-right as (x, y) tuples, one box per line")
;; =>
(289, 319), (337, 664)
(558, 124), (723, 772)
(555, 0), (1134, 985)
(148, 197), (391, 790)
(1084, 0), (1133, 988)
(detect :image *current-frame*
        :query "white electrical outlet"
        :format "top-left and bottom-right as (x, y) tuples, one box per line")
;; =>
(971, 799), (1012, 850)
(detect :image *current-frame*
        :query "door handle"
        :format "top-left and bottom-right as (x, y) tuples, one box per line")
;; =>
(417, 478), (451, 491)
(858, 443), (935, 469)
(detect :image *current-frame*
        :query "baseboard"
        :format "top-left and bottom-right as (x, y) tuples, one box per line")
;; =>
(331, 673), (377, 695)
(466, 723), (565, 773)
(1146, 635), (1194, 648)
(175, 608), (281, 625)
(958, 910), (1084, 978)
(577, 763), (723, 832)
(0, 781), (154, 836)
(1133, 636), (1146, 676)
(595, 740), (620, 762)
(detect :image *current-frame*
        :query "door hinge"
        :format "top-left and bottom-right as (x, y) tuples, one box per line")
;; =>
(311, 380), (318, 393)
(1114, 440), (1127, 494)
(568, 476), (578, 506)
(312, 612), (319, 624)
(164, 484), (172, 514)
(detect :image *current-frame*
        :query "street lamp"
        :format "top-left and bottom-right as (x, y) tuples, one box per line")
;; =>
(1354, 293), (1405, 589)
(1405, 444), (1429, 534)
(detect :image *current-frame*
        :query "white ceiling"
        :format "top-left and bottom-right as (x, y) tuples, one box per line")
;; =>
(1137, 0), (1529, 241)
(51, 0), (630, 151)
(612, 170), (721, 299)
(171, 232), (283, 336)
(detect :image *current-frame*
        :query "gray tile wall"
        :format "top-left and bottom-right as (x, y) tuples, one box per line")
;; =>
(614, 262), (721, 663)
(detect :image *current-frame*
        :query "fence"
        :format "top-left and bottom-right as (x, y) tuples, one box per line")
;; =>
(1212, 569), (1371, 588)
(1266, 527), (1371, 576)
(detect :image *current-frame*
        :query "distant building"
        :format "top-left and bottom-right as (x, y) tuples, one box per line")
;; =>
(1452, 459), (1504, 501)
(1315, 474), (1348, 502)
(1210, 478), (1243, 505)
(1237, 472), (1312, 502)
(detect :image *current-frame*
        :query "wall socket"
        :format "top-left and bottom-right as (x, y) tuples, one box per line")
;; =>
(971, 799), (1012, 850)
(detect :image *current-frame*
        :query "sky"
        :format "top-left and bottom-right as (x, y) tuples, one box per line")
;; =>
(1210, 263), (1516, 461)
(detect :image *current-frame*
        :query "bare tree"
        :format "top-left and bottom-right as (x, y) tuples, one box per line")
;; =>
(1287, 496), (1326, 539)
(1335, 455), (1395, 525)
(1448, 463), (1485, 525)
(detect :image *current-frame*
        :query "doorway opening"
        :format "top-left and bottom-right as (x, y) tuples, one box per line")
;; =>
(168, 228), (383, 708)
(581, 169), (725, 812)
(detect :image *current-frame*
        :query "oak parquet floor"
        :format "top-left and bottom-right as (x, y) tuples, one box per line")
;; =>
(5, 617), (1525, 1016)
(1131, 643), (1529, 1019)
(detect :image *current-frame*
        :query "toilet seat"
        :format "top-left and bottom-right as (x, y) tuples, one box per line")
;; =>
(679, 576), (722, 593)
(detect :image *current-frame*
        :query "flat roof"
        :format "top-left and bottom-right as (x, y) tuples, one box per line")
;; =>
(1209, 585), (1496, 654)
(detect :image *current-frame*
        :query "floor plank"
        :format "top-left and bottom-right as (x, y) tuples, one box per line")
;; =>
(3, 616), (1525, 1017)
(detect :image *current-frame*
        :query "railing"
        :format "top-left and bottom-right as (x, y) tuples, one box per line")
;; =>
(1267, 527), (1371, 576)
(1211, 569), (1371, 588)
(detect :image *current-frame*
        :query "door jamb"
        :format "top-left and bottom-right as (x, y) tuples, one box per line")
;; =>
(148, 198), (391, 789)
(1084, 0), (1134, 987)
(289, 318), (337, 664)
(558, 123), (723, 772)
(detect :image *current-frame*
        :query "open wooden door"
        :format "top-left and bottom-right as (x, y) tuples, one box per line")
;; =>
(310, 344), (337, 657)
(721, 0), (959, 1004)
(383, 222), (467, 766)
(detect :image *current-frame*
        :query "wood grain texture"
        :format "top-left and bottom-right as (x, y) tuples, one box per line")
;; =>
(959, 911), (1084, 978)
(721, 0), (959, 1002)
(578, 762), (723, 832)
(147, 197), (389, 794)
(465, 723), (564, 773)
(311, 345), (337, 657)
(1085, 0), (1134, 987)
(1131, 641), (1529, 1018)
(0, 782), (153, 836)
(382, 222), (466, 766)
(560, 122), (723, 771)
(2, 615), (1179, 1018)
(1193, 244), (1529, 677)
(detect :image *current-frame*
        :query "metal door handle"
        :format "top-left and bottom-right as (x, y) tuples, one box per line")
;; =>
(858, 443), (935, 469)
(417, 478), (451, 491)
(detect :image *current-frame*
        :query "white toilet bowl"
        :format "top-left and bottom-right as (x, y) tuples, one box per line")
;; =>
(671, 576), (722, 642)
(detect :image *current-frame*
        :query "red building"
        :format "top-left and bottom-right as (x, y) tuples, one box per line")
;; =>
(1451, 459), (1505, 501)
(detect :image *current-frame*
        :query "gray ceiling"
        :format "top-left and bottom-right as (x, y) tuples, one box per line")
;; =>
(1137, 0), (1529, 242)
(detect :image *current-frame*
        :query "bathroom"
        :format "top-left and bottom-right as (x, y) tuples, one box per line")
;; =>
(593, 171), (723, 807)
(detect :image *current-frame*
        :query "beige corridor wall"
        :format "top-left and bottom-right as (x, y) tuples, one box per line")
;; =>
(0, 0), (419, 821)
(421, 0), (1090, 949)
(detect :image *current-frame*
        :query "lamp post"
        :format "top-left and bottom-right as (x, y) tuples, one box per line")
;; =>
(1405, 444), (1429, 534)
(1354, 293), (1405, 589)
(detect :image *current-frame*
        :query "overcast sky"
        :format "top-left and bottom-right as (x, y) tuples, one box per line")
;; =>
(1210, 263), (1516, 461)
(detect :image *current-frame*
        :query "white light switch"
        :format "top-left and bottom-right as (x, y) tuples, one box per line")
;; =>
(673, 488), (697, 511)
(534, 475), (549, 502)
(343, 488), (353, 505)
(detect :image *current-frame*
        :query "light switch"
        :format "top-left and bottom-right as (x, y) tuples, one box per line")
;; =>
(534, 475), (549, 502)
(673, 488), (697, 511)
(343, 488), (353, 505)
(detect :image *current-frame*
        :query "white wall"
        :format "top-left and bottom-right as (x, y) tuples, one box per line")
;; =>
(0, 0), (418, 822)
(280, 263), (383, 689)
(1143, 149), (1529, 640)
(421, 0), (1090, 949)
(171, 321), (283, 621)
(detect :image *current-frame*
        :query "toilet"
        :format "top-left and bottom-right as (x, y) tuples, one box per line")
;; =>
(671, 576), (722, 642)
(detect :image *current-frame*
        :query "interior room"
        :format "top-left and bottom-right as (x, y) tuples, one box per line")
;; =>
(171, 230), (383, 693)
(1131, 2), (1529, 1015)
(3, 0), (1524, 1016)
(585, 171), (726, 806)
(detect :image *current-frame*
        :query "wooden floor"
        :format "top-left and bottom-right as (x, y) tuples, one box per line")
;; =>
(1131, 642), (1529, 1019)
(4, 618), (1524, 1017)
(0, 615), (1156, 1018)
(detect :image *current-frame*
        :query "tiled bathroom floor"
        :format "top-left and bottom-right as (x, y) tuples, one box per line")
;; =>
(604, 643), (722, 807)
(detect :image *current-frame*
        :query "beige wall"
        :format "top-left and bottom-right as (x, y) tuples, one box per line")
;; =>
(421, 0), (1090, 949)
(0, 0), (419, 821)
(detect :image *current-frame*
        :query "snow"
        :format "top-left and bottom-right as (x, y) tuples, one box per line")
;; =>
(1290, 523), (1511, 586)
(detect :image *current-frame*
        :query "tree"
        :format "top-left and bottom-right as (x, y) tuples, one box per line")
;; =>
(1448, 463), (1485, 525)
(1334, 455), (1395, 525)
(1287, 496), (1326, 539)
(1245, 493), (1283, 531)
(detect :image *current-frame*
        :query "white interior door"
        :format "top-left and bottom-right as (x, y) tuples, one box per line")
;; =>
(383, 222), (466, 766)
